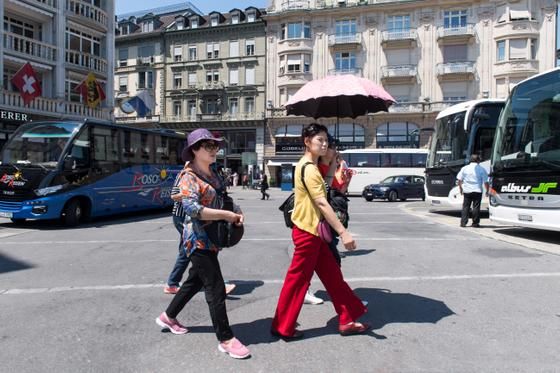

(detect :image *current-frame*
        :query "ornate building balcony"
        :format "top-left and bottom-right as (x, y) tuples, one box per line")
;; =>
(66, 0), (109, 32)
(3, 32), (57, 63)
(280, 0), (310, 11)
(381, 29), (417, 48)
(436, 62), (475, 80)
(436, 24), (475, 44)
(1, 90), (112, 121)
(493, 60), (539, 77)
(328, 34), (362, 49)
(327, 68), (362, 76)
(66, 51), (108, 74)
(388, 102), (423, 113)
(380, 65), (417, 83)
(493, 20), (540, 40)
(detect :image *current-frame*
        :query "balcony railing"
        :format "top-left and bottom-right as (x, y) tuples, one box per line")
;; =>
(280, 0), (310, 10)
(3, 32), (57, 62)
(66, 0), (109, 29)
(436, 62), (475, 76)
(66, 50), (107, 73)
(327, 68), (362, 76)
(381, 29), (417, 42)
(328, 33), (361, 46)
(198, 113), (222, 121)
(381, 65), (417, 79)
(115, 115), (160, 124)
(197, 82), (225, 90)
(388, 102), (423, 113)
(1, 90), (111, 121)
(33, 0), (56, 8)
(437, 24), (475, 39)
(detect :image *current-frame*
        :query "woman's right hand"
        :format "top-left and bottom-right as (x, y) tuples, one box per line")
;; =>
(224, 211), (243, 225)
(340, 231), (357, 251)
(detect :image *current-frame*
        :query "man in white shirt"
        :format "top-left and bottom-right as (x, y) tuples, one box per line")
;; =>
(456, 154), (489, 228)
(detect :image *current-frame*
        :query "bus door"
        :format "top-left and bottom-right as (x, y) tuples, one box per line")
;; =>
(91, 126), (121, 213)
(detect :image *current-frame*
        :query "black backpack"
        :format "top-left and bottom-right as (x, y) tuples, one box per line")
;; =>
(278, 162), (349, 230)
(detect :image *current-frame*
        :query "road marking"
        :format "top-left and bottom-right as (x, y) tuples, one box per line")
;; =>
(0, 237), (481, 245)
(3, 272), (560, 295)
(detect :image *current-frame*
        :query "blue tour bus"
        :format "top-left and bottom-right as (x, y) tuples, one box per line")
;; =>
(0, 120), (185, 226)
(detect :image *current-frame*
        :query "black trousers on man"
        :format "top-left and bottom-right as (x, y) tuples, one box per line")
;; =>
(461, 192), (482, 227)
(166, 250), (234, 342)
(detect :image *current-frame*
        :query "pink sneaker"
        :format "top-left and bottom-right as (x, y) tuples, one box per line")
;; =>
(163, 285), (179, 294)
(218, 337), (251, 359)
(155, 312), (188, 335)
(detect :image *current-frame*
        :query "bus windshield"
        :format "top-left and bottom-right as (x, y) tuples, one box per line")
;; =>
(492, 70), (560, 172)
(1, 122), (80, 167)
(427, 111), (467, 168)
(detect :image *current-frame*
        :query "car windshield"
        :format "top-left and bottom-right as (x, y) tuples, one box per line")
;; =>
(492, 70), (560, 172)
(1, 122), (79, 167)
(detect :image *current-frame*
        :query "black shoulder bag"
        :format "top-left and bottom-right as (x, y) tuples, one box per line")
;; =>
(278, 162), (313, 228)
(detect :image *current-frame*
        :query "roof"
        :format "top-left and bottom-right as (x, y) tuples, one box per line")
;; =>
(435, 99), (506, 120)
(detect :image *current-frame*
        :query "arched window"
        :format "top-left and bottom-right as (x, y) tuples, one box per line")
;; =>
(376, 122), (419, 148)
(326, 123), (365, 146)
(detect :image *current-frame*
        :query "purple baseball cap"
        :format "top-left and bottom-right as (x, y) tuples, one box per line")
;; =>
(181, 128), (225, 162)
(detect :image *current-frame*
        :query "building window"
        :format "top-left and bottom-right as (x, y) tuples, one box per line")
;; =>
(245, 67), (255, 85)
(138, 45), (155, 59)
(231, 14), (239, 24)
(173, 72), (182, 89)
(335, 19), (356, 36)
(376, 122), (419, 147)
(387, 15), (410, 32)
(118, 76), (127, 92)
(173, 46), (182, 62)
(118, 48), (128, 67)
(443, 10), (467, 29)
(245, 97), (255, 112)
(509, 39), (527, 60)
(229, 98), (239, 114)
(229, 68), (239, 85)
(327, 123), (365, 145)
(246, 40), (255, 56)
(443, 95), (467, 102)
(281, 22), (311, 39)
(138, 71), (153, 89)
(229, 40), (239, 57)
(176, 19), (184, 30)
(66, 27), (101, 56)
(530, 39), (537, 59)
(120, 25), (129, 35)
(142, 21), (154, 32)
(188, 72), (197, 87)
(497, 40), (505, 61)
(247, 12), (256, 22)
(287, 55), (302, 73)
(191, 18), (198, 28)
(206, 99), (218, 114)
(335, 52), (356, 72)
(187, 100), (197, 118)
(211, 16), (219, 26)
(207, 43), (220, 59)
(442, 44), (468, 63)
(173, 101), (182, 116)
(188, 46), (197, 60)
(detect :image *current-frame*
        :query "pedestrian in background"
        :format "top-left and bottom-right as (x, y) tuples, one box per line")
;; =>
(260, 174), (270, 200)
(271, 123), (369, 340)
(457, 154), (489, 228)
(156, 128), (250, 359)
(242, 173), (248, 189)
(232, 171), (239, 187)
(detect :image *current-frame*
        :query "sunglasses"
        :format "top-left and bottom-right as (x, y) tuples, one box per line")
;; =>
(201, 141), (220, 152)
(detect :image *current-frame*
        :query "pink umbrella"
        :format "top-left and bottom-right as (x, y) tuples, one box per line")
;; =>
(285, 74), (396, 119)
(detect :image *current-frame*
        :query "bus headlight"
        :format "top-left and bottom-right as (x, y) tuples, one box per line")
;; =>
(35, 185), (64, 196)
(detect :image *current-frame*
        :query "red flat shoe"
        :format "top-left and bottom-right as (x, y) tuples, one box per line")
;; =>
(270, 328), (304, 341)
(338, 322), (370, 336)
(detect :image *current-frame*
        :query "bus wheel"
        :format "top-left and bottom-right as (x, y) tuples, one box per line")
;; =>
(62, 199), (83, 227)
(10, 218), (26, 225)
(388, 190), (398, 202)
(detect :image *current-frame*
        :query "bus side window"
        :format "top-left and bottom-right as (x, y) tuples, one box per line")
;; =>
(69, 128), (90, 168)
(92, 126), (120, 174)
(156, 135), (170, 164)
(140, 133), (154, 163)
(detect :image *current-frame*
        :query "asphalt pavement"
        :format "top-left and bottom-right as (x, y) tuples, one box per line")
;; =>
(1, 187), (559, 372)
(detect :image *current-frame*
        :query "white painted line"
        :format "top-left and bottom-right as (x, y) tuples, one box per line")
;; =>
(3, 272), (560, 295)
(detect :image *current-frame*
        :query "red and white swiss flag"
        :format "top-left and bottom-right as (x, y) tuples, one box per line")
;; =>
(11, 62), (42, 105)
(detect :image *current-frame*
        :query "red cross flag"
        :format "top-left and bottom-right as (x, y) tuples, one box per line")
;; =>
(11, 62), (42, 105)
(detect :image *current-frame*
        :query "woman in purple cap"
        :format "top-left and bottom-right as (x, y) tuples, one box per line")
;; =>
(156, 128), (250, 359)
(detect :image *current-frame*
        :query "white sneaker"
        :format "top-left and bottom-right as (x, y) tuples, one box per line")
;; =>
(304, 290), (324, 305)
(361, 300), (369, 307)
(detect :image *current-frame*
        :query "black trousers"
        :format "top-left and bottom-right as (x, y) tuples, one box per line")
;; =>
(165, 250), (233, 342)
(461, 192), (482, 226)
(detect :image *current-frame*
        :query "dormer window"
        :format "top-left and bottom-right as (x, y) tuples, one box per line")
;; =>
(247, 12), (255, 22)
(211, 16), (219, 26)
(176, 19), (184, 30)
(120, 25), (129, 35)
(232, 14), (239, 24)
(142, 21), (154, 32)
(191, 18), (198, 28)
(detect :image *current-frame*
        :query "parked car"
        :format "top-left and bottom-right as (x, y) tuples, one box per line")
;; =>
(362, 175), (426, 202)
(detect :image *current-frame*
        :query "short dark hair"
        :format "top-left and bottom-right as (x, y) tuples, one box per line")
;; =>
(302, 123), (328, 143)
(470, 154), (480, 163)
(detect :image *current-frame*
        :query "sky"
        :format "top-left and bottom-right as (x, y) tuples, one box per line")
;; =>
(116, 0), (269, 16)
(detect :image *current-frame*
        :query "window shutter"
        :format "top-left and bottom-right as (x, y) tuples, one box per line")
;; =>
(509, 39), (527, 59)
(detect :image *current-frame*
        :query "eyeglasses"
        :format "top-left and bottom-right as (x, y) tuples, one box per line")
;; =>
(201, 141), (220, 152)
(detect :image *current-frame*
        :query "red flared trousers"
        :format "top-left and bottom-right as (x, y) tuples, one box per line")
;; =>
(272, 226), (366, 336)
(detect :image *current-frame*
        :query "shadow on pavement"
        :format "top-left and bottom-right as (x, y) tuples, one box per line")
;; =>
(0, 253), (34, 274)
(340, 249), (376, 257)
(492, 227), (560, 246)
(226, 280), (265, 297)
(317, 288), (455, 332)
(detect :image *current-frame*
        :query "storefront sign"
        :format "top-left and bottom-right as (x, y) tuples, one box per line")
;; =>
(275, 144), (305, 153)
(0, 110), (29, 122)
